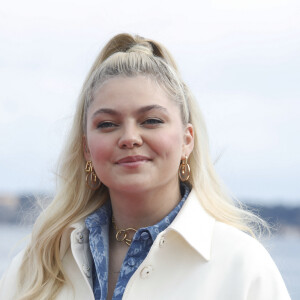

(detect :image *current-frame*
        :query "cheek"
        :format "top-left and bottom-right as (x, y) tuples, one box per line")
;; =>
(150, 129), (183, 160)
(87, 134), (112, 162)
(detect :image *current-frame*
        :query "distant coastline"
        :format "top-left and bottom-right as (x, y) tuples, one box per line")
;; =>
(0, 193), (299, 236)
(248, 203), (300, 237)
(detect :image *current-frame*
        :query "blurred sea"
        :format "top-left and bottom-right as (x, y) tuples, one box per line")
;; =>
(0, 224), (299, 298)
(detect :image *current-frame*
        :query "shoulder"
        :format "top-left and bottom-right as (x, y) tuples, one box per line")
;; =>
(211, 222), (290, 299)
(213, 221), (267, 258)
(213, 221), (274, 270)
(213, 221), (263, 251)
(0, 249), (26, 299)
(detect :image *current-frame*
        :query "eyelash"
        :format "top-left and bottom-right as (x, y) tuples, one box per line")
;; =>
(142, 118), (164, 125)
(97, 121), (117, 129)
(96, 118), (164, 130)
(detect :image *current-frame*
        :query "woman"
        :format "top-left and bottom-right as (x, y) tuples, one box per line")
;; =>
(0, 33), (290, 300)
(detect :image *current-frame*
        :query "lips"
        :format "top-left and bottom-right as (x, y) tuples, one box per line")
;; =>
(116, 155), (151, 164)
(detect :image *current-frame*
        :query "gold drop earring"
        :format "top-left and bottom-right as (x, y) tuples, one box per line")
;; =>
(178, 155), (190, 182)
(85, 161), (101, 190)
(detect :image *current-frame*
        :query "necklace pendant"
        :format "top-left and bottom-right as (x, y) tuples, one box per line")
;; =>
(113, 222), (137, 247)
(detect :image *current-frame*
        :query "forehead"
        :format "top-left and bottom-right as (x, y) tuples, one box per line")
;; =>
(90, 76), (180, 113)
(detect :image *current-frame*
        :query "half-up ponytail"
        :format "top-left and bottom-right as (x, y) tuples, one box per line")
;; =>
(85, 33), (179, 82)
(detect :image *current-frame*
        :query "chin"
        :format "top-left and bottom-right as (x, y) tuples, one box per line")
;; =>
(108, 180), (153, 194)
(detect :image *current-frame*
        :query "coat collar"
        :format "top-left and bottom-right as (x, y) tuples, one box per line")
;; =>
(60, 220), (87, 259)
(167, 189), (215, 261)
(59, 189), (215, 261)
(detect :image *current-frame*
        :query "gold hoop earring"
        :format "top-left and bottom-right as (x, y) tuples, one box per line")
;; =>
(85, 161), (101, 190)
(178, 156), (190, 182)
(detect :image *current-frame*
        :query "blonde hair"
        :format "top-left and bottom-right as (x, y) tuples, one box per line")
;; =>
(16, 33), (267, 299)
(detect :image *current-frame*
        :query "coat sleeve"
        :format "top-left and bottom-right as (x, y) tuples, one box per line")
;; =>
(244, 241), (291, 300)
(0, 250), (25, 300)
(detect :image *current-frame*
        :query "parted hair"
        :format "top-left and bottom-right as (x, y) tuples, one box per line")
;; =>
(16, 33), (267, 300)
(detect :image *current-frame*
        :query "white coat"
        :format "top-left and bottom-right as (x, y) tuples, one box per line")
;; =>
(0, 190), (291, 300)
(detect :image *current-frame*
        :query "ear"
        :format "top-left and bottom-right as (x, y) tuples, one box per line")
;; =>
(82, 135), (92, 161)
(182, 123), (194, 159)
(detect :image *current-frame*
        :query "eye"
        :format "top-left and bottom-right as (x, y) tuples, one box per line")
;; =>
(142, 118), (164, 126)
(97, 121), (118, 129)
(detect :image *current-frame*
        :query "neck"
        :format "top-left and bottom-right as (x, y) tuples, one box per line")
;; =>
(109, 180), (182, 230)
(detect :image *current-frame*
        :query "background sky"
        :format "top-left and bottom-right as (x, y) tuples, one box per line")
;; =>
(0, 0), (299, 205)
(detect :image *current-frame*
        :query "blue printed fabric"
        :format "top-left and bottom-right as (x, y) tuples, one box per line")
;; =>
(85, 183), (190, 300)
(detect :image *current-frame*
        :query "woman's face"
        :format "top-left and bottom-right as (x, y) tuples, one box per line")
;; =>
(84, 76), (194, 195)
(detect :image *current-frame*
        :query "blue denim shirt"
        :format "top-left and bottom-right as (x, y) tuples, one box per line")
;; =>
(85, 183), (190, 300)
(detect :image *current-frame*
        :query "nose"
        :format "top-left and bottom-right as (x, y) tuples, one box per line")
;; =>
(118, 124), (143, 149)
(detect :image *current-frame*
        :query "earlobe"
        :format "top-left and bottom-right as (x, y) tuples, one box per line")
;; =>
(82, 136), (91, 161)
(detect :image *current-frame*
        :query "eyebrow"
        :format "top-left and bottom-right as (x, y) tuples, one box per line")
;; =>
(92, 105), (169, 118)
(137, 104), (168, 114)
